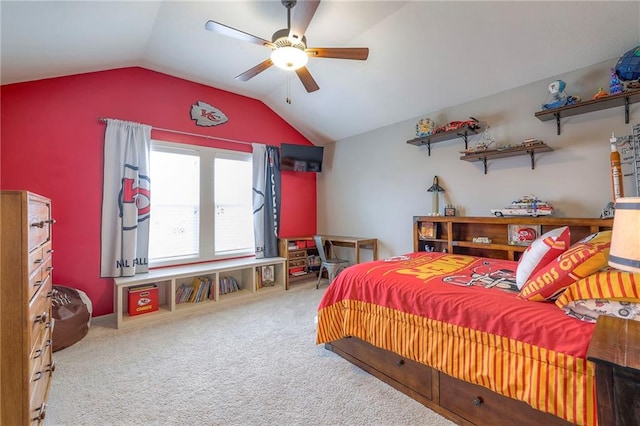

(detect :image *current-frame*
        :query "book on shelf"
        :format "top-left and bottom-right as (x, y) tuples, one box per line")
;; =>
(175, 277), (213, 304)
(220, 276), (240, 295)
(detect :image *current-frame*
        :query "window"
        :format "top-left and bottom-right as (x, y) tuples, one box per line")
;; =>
(149, 140), (254, 267)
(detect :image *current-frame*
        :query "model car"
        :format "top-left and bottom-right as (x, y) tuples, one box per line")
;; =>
(433, 117), (480, 134)
(491, 196), (554, 217)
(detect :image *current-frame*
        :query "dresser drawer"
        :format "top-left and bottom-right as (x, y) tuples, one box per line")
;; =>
(29, 363), (52, 425)
(439, 372), (571, 425)
(331, 337), (433, 400)
(27, 198), (51, 252)
(289, 250), (307, 260)
(29, 278), (53, 350)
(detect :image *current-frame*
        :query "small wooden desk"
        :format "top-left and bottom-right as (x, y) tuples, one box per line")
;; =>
(321, 235), (378, 264)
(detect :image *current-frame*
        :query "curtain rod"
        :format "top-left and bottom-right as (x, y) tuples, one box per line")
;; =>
(98, 117), (256, 146)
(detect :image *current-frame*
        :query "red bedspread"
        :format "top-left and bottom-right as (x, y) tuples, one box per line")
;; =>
(317, 252), (598, 425)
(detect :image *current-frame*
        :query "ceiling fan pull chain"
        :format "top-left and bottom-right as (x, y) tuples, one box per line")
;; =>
(286, 74), (292, 104)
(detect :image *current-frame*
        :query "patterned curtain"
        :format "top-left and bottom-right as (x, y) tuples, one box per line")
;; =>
(100, 119), (152, 277)
(252, 144), (281, 258)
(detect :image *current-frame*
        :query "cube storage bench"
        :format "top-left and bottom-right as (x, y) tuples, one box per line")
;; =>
(113, 257), (286, 329)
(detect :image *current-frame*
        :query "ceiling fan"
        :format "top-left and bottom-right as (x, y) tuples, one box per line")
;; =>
(204, 0), (369, 93)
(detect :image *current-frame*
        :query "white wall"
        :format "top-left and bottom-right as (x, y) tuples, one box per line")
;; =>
(318, 59), (639, 260)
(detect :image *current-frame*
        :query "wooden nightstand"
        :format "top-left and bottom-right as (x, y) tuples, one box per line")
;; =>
(587, 315), (640, 425)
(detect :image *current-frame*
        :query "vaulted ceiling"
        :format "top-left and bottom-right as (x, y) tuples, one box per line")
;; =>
(2, 1), (638, 145)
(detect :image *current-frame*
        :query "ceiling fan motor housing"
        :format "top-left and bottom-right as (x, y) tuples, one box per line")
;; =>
(272, 28), (306, 50)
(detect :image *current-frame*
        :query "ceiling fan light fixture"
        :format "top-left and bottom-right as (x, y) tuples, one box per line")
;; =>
(271, 46), (308, 71)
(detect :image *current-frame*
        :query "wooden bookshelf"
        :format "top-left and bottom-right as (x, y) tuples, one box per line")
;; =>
(413, 216), (613, 261)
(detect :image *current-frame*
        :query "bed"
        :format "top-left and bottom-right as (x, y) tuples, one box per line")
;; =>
(316, 235), (640, 426)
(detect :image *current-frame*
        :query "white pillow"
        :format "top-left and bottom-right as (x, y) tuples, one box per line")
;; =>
(515, 226), (570, 289)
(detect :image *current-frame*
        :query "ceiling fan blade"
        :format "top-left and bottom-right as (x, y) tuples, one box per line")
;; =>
(295, 66), (319, 93)
(235, 59), (274, 81)
(289, 0), (320, 44)
(205, 20), (274, 48)
(306, 47), (369, 60)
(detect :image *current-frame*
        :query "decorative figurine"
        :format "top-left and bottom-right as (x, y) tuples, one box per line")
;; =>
(427, 175), (445, 216)
(609, 68), (623, 95)
(541, 80), (581, 110)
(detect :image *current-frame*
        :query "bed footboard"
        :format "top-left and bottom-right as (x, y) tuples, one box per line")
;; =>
(326, 337), (572, 426)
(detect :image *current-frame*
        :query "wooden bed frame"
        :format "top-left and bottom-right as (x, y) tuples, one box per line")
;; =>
(325, 337), (573, 426)
(322, 217), (637, 425)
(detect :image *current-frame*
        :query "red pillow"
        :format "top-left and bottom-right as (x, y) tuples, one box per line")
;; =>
(515, 226), (570, 289)
(518, 231), (612, 301)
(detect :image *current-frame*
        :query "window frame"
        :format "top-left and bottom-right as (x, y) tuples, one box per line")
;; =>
(149, 139), (254, 268)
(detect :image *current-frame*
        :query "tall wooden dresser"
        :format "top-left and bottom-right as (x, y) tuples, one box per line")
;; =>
(1, 191), (55, 425)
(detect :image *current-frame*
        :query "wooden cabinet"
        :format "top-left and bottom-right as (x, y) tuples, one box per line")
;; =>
(587, 315), (640, 426)
(278, 237), (320, 289)
(1, 191), (55, 425)
(413, 216), (613, 261)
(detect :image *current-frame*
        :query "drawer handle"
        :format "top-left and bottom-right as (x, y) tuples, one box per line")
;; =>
(35, 312), (48, 324)
(46, 266), (54, 272)
(45, 219), (56, 225)
(47, 248), (54, 254)
(33, 402), (47, 421)
(45, 363), (56, 373)
(34, 280), (44, 288)
(33, 349), (43, 359)
(473, 397), (484, 407)
(396, 359), (405, 367)
(33, 371), (43, 381)
(33, 258), (44, 264)
(31, 221), (45, 228)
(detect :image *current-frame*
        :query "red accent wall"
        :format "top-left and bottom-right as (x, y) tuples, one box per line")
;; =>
(1, 67), (317, 316)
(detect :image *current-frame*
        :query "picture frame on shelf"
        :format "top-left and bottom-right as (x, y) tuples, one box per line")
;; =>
(508, 224), (541, 246)
(418, 222), (437, 240)
(261, 265), (275, 286)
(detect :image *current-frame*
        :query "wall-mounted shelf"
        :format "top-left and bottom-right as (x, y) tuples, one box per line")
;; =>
(459, 143), (553, 174)
(535, 89), (640, 135)
(407, 123), (485, 156)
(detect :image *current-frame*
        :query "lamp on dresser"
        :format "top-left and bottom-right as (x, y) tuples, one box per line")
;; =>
(608, 197), (640, 273)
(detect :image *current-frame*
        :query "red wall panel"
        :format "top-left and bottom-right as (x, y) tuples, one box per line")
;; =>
(1, 67), (317, 316)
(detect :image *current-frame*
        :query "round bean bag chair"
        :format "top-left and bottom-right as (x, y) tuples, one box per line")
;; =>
(51, 285), (92, 352)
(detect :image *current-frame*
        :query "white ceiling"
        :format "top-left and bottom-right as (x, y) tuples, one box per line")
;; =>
(2, 1), (639, 145)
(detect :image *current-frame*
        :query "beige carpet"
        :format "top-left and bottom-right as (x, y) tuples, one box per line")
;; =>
(46, 280), (455, 426)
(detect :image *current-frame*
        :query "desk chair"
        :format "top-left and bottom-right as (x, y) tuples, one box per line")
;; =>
(313, 235), (350, 289)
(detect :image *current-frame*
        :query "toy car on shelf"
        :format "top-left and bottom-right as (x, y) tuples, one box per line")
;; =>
(433, 117), (481, 134)
(490, 196), (554, 217)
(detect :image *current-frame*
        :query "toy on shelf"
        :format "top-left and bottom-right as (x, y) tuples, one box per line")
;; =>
(460, 127), (495, 154)
(610, 132), (625, 202)
(416, 117), (437, 137)
(592, 87), (608, 100)
(541, 80), (581, 110)
(615, 45), (640, 89)
(433, 117), (480, 134)
(609, 68), (623, 95)
(427, 175), (445, 216)
(490, 195), (554, 217)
